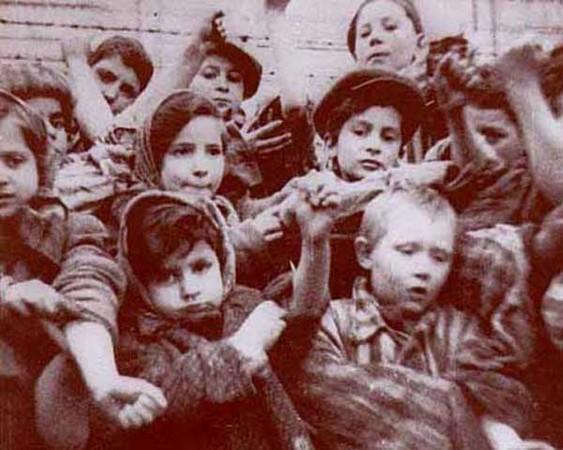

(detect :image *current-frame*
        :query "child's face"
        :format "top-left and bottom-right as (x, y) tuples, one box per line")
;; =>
(463, 105), (524, 167)
(190, 55), (244, 119)
(354, 0), (419, 72)
(160, 115), (225, 196)
(92, 54), (141, 115)
(0, 111), (39, 219)
(334, 105), (402, 181)
(25, 97), (68, 167)
(357, 200), (455, 322)
(148, 239), (224, 321)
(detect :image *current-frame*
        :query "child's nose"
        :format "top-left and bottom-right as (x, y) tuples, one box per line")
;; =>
(180, 275), (200, 300)
(215, 74), (229, 92)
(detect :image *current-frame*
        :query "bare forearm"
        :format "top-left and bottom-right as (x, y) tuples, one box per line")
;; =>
(67, 57), (114, 141)
(291, 236), (330, 315)
(266, 9), (307, 109)
(64, 321), (119, 392)
(115, 43), (206, 129)
(505, 78), (563, 203)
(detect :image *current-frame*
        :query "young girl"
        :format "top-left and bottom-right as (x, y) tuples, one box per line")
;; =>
(0, 89), (163, 449)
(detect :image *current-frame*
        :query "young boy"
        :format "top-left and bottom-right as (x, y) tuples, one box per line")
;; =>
(428, 51), (554, 230)
(295, 184), (548, 450)
(0, 90), (166, 449)
(88, 182), (340, 449)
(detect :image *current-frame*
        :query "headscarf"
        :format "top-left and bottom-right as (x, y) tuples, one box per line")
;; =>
(118, 190), (236, 314)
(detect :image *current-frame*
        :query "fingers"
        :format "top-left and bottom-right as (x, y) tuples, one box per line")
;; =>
(113, 377), (168, 411)
(255, 133), (292, 152)
(118, 404), (147, 429)
(249, 119), (284, 139)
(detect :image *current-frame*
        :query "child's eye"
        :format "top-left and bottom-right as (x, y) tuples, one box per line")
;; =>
(382, 18), (398, 31)
(201, 67), (219, 80)
(430, 249), (451, 264)
(192, 260), (211, 274)
(479, 127), (507, 145)
(395, 244), (416, 255)
(169, 146), (194, 157)
(49, 115), (66, 131)
(359, 26), (371, 38)
(381, 129), (400, 143)
(228, 71), (243, 84)
(1, 153), (26, 169)
(206, 145), (223, 157)
(352, 123), (370, 137)
(97, 69), (116, 84)
(120, 83), (136, 99)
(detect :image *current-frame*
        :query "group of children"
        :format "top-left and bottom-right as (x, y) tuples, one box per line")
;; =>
(1, 0), (563, 448)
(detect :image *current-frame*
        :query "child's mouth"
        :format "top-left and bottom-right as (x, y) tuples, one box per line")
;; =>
(408, 286), (428, 300)
(360, 160), (383, 171)
(367, 51), (390, 64)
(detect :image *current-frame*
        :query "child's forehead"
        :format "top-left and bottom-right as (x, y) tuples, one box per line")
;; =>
(347, 104), (402, 126)
(358, 0), (411, 23)
(0, 111), (32, 150)
(163, 239), (217, 266)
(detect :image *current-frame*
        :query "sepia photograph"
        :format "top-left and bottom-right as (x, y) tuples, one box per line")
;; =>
(0, 0), (562, 448)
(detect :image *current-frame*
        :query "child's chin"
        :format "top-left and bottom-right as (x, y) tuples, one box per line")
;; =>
(0, 203), (21, 220)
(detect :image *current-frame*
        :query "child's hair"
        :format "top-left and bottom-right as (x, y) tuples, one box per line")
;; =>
(0, 63), (73, 130)
(0, 89), (48, 185)
(542, 44), (563, 113)
(359, 183), (457, 248)
(129, 202), (224, 285)
(324, 95), (404, 146)
(88, 35), (153, 92)
(148, 90), (227, 171)
(347, 0), (424, 59)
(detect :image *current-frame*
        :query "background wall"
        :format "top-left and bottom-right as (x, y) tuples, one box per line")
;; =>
(2, 0), (563, 109)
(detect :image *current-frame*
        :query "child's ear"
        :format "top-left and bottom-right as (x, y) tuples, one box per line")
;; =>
(355, 236), (373, 270)
(416, 33), (427, 50)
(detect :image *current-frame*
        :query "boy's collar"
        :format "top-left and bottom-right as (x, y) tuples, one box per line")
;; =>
(351, 276), (437, 342)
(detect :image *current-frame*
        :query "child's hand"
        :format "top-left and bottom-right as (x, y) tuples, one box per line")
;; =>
(293, 171), (343, 240)
(229, 301), (287, 372)
(61, 36), (90, 62)
(493, 44), (545, 87)
(238, 116), (292, 157)
(434, 50), (473, 111)
(252, 208), (286, 242)
(1, 279), (67, 319)
(184, 11), (226, 61)
(93, 375), (167, 429)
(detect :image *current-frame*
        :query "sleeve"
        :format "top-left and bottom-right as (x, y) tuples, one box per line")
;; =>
(134, 339), (256, 425)
(297, 308), (491, 450)
(52, 213), (126, 339)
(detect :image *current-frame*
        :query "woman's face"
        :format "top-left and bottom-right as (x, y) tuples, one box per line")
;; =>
(160, 115), (225, 197)
(333, 105), (402, 181)
(190, 55), (244, 120)
(354, 0), (419, 72)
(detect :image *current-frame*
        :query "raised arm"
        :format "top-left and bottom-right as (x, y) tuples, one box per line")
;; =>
(115, 11), (226, 130)
(494, 44), (563, 205)
(264, 0), (307, 110)
(62, 37), (115, 142)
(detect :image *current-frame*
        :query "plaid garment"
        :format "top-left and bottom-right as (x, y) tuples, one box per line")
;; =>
(293, 226), (537, 450)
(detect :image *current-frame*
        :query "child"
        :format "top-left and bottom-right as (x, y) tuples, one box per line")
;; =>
(347, 0), (425, 76)
(428, 50), (554, 231)
(295, 184), (549, 450)
(0, 90), (165, 449)
(131, 89), (288, 287)
(97, 183), (338, 449)
(0, 63), (73, 179)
